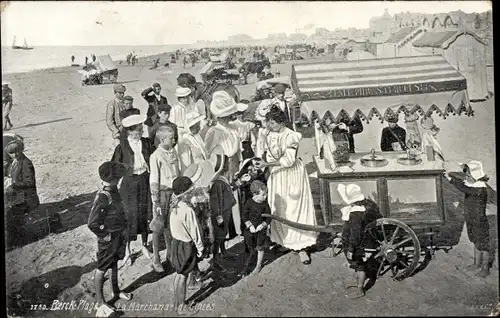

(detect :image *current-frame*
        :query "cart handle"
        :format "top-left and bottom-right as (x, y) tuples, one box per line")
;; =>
(261, 213), (336, 233)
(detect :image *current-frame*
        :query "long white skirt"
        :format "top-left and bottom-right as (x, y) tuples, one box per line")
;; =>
(268, 159), (318, 250)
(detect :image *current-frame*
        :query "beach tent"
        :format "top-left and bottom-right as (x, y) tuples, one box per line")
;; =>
(291, 55), (472, 154)
(92, 55), (118, 73)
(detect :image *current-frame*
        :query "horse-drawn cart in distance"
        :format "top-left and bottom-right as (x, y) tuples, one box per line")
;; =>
(263, 55), (476, 280)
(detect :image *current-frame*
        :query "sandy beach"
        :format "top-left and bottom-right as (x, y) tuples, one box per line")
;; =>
(4, 55), (498, 317)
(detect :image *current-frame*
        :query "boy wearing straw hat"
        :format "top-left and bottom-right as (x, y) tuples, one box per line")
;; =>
(170, 87), (199, 132)
(169, 176), (205, 315)
(178, 112), (208, 172)
(149, 125), (180, 272)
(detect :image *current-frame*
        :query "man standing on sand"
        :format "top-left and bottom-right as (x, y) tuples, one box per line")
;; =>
(141, 83), (168, 137)
(106, 84), (129, 146)
(2, 81), (13, 131)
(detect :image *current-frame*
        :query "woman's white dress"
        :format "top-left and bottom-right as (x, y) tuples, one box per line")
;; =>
(265, 128), (318, 250)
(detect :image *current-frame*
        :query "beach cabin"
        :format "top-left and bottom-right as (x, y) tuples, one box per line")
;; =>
(412, 30), (489, 101)
(379, 27), (428, 58)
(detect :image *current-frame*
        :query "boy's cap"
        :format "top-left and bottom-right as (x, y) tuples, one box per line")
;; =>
(119, 108), (141, 120)
(152, 82), (161, 88)
(158, 103), (171, 113)
(99, 161), (126, 183)
(113, 84), (126, 93)
(123, 95), (134, 101)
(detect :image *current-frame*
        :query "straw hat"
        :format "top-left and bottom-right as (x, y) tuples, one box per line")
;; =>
(122, 114), (147, 128)
(172, 176), (194, 196)
(113, 84), (126, 93)
(175, 87), (191, 97)
(183, 160), (214, 188)
(337, 184), (365, 205)
(2, 81), (11, 86)
(459, 160), (486, 180)
(207, 145), (226, 178)
(185, 112), (205, 129)
(210, 91), (248, 118)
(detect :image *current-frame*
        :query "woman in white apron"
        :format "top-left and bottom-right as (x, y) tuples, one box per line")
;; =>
(254, 106), (318, 265)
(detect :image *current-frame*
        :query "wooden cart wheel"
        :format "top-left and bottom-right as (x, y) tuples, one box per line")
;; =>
(365, 218), (421, 280)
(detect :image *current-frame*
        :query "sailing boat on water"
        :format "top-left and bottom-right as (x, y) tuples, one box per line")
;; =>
(12, 36), (34, 50)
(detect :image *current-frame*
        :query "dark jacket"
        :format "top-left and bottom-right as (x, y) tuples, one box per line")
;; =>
(331, 117), (364, 153)
(209, 177), (236, 222)
(341, 199), (383, 254)
(111, 137), (153, 176)
(242, 198), (271, 228)
(141, 87), (169, 127)
(87, 186), (127, 238)
(7, 153), (39, 210)
(381, 125), (407, 151)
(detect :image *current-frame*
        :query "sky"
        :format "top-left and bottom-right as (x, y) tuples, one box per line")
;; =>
(0, 1), (492, 46)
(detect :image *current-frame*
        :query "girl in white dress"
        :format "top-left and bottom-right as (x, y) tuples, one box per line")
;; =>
(254, 106), (318, 264)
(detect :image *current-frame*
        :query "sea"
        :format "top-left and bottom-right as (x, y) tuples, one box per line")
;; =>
(1, 45), (190, 74)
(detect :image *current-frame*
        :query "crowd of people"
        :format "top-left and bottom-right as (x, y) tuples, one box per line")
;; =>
(93, 77), (321, 315)
(2, 64), (493, 314)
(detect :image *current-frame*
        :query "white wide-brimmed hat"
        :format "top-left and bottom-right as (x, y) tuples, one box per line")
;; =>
(337, 184), (365, 205)
(122, 114), (147, 128)
(186, 111), (205, 128)
(207, 145), (226, 179)
(175, 87), (192, 97)
(210, 91), (248, 118)
(183, 160), (214, 188)
(2, 81), (11, 86)
(459, 160), (486, 180)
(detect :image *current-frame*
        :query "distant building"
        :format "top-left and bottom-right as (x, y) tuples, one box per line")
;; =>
(228, 34), (254, 44)
(412, 30), (489, 101)
(378, 27), (427, 58)
(369, 9), (396, 38)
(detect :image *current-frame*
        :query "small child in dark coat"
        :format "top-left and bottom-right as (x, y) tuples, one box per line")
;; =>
(87, 161), (132, 316)
(338, 183), (383, 299)
(445, 160), (491, 278)
(238, 180), (270, 277)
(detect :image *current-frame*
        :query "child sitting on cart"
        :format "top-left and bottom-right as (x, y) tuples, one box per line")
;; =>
(338, 184), (383, 299)
(444, 160), (491, 278)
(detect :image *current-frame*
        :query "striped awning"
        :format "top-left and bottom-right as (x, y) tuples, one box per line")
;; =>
(291, 55), (473, 123)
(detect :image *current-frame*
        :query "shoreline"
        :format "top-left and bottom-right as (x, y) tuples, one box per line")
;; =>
(2, 50), (183, 77)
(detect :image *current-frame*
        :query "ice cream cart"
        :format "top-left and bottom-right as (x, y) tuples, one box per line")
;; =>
(264, 55), (475, 280)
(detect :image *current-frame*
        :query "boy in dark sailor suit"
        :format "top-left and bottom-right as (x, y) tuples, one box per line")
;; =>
(88, 161), (132, 316)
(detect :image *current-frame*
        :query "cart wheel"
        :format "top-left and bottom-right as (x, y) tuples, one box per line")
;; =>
(365, 218), (421, 280)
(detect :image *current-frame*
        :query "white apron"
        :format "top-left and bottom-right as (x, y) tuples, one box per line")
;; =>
(265, 128), (318, 250)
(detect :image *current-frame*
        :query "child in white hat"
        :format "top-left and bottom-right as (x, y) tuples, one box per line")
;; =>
(337, 184), (383, 299)
(444, 160), (491, 277)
